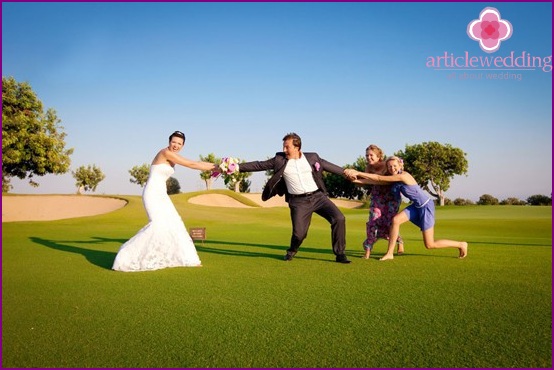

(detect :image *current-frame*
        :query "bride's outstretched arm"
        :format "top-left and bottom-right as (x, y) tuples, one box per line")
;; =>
(165, 150), (216, 171)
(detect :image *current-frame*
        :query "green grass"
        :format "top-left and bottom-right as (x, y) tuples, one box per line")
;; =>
(2, 191), (552, 368)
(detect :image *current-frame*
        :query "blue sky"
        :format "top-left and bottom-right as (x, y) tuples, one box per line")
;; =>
(2, 2), (552, 201)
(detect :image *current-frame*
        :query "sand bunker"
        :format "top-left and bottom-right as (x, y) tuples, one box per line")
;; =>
(188, 194), (252, 208)
(2, 195), (127, 222)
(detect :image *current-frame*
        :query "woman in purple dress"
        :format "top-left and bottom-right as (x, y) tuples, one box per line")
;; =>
(361, 145), (404, 259)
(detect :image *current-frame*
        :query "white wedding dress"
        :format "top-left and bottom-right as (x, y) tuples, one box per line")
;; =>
(112, 163), (202, 271)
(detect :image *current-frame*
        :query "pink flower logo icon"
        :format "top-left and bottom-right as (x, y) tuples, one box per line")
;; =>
(467, 7), (512, 53)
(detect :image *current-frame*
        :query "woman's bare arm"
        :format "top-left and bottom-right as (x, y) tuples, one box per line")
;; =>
(160, 149), (216, 171)
(355, 171), (417, 185)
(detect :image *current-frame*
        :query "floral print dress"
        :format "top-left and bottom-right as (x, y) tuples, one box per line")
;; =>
(363, 184), (403, 250)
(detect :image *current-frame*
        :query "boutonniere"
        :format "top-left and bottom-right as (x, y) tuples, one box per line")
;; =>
(314, 162), (321, 172)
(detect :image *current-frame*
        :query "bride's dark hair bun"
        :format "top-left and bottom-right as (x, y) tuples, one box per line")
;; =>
(169, 130), (186, 142)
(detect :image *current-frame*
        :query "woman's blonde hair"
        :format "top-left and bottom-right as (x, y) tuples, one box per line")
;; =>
(385, 156), (404, 174)
(365, 144), (385, 160)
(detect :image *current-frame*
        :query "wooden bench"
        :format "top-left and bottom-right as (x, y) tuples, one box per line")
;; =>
(189, 227), (206, 244)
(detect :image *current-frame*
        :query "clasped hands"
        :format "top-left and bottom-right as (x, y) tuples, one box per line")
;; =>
(343, 168), (361, 181)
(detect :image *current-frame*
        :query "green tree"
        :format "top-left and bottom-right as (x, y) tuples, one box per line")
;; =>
(395, 142), (468, 206)
(477, 194), (499, 205)
(500, 197), (526, 205)
(237, 178), (251, 193)
(129, 163), (150, 187)
(166, 177), (181, 195)
(199, 153), (217, 190)
(453, 198), (475, 206)
(2, 76), (74, 192)
(323, 156), (367, 200)
(72, 165), (105, 194)
(526, 194), (552, 206)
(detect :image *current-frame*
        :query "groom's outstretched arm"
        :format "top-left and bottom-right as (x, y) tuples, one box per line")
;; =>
(318, 156), (357, 180)
(238, 156), (278, 173)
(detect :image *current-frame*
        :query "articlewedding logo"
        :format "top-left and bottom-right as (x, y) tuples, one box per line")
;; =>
(467, 7), (512, 53)
(425, 6), (552, 81)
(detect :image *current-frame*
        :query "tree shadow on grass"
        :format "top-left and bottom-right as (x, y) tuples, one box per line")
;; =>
(196, 239), (333, 261)
(29, 236), (125, 270)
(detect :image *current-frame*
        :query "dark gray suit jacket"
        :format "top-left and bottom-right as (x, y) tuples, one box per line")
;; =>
(239, 152), (345, 202)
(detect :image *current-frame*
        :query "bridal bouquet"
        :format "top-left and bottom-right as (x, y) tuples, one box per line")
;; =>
(212, 157), (240, 178)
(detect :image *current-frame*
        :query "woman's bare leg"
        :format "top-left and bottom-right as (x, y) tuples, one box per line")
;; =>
(422, 228), (468, 258)
(396, 241), (404, 255)
(380, 212), (409, 261)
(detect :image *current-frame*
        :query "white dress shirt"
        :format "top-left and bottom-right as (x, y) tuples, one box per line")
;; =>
(283, 154), (319, 195)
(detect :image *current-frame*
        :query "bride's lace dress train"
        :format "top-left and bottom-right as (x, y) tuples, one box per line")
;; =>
(113, 163), (201, 271)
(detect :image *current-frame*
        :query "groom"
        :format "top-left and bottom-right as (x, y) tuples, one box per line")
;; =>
(238, 132), (354, 264)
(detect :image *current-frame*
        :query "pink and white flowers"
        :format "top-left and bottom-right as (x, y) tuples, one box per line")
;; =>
(212, 157), (240, 178)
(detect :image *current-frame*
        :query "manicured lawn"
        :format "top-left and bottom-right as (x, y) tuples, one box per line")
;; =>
(2, 191), (551, 368)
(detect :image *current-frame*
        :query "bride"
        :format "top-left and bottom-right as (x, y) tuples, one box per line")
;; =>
(112, 131), (217, 272)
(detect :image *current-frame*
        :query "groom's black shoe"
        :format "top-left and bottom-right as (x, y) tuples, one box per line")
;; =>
(335, 254), (351, 264)
(284, 251), (297, 261)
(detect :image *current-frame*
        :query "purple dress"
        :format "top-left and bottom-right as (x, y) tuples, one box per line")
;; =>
(363, 184), (404, 251)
